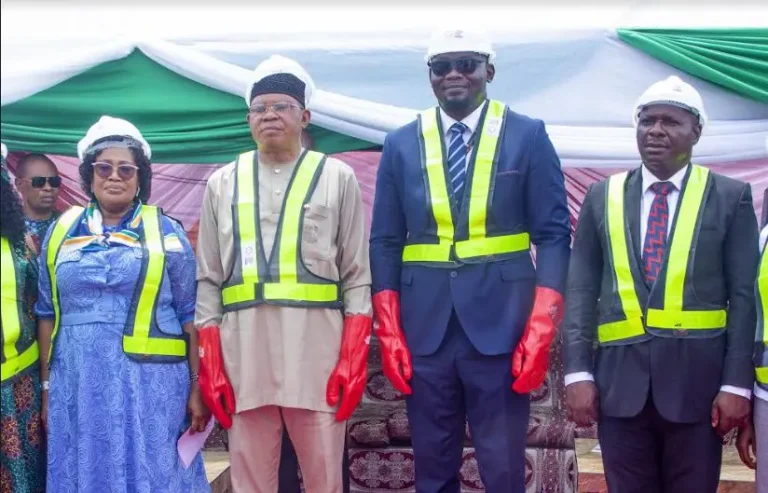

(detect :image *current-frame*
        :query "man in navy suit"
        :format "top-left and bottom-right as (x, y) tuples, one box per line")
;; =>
(369, 27), (571, 493)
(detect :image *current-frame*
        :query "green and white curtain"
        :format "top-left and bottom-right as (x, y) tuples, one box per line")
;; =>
(2, 28), (766, 165)
(2, 28), (766, 246)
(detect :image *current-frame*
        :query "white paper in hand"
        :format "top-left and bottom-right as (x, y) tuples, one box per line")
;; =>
(177, 416), (216, 469)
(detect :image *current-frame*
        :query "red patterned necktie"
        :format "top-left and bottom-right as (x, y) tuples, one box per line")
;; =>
(642, 181), (675, 283)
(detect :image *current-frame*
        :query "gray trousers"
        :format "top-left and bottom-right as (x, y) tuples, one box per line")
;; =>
(756, 397), (768, 493)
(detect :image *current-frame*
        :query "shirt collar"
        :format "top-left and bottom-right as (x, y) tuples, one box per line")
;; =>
(439, 100), (487, 137)
(641, 163), (689, 194)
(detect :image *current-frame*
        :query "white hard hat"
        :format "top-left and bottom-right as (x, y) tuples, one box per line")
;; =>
(633, 75), (708, 129)
(244, 55), (316, 108)
(77, 116), (151, 161)
(425, 27), (496, 62)
(0, 143), (7, 160)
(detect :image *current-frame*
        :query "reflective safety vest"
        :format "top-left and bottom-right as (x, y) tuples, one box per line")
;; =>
(47, 205), (187, 363)
(754, 237), (768, 387)
(599, 165), (726, 344)
(221, 149), (343, 312)
(402, 99), (530, 266)
(1, 237), (40, 383)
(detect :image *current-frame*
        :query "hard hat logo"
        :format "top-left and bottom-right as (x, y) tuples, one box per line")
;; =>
(449, 30), (464, 38)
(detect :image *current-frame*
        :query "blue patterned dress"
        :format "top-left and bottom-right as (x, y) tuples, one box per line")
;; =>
(35, 206), (210, 493)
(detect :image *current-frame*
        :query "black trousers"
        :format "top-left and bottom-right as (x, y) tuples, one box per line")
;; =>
(278, 427), (350, 493)
(598, 394), (722, 493)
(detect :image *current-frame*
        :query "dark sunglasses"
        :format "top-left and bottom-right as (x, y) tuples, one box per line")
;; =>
(26, 176), (62, 188)
(428, 57), (486, 77)
(92, 161), (139, 181)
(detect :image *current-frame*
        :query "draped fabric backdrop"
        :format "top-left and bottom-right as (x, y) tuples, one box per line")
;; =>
(7, 152), (767, 249)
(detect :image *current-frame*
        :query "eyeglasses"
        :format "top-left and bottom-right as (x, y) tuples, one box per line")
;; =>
(428, 57), (486, 77)
(248, 102), (303, 117)
(22, 176), (62, 188)
(92, 161), (139, 181)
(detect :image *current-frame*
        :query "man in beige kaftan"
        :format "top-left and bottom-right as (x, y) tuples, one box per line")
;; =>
(195, 55), (372, 493)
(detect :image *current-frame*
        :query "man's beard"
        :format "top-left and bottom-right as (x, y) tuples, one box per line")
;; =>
(441, 97), (471, 115)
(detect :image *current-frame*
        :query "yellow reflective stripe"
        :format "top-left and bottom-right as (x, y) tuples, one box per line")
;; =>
(598, 318), (646, 344)
(236, 152), (260, 285)
(417, 107), (454, 261)
(1, 342), (39, 382)
(648, 166), (723, 330)
(1, 237), (21, 361)
(757, 367), (768, 385)
(263, 283), (339, 302)
(221, 284), (255, 305)
(122, 335), (186, 357)
(759, 248), (768, 344)
(646, 308), (726, 329)
(465, 99), (504, 244)
(278, 151), (323, 284)
(124, 206), (166, 355)
(406, 101), (528, 263)
(603, 172), (644, 343)
(47, 206), (84, 363)
(224, 151), (339, 307)
(757, 248), (768, 383)
(663, 165), (709, 312)
(402, 243), (452, 263)
(454, 233), (530, 258)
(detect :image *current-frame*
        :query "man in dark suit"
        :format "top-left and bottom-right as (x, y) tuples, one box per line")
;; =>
(564, 75), (759, 493)
(369, 27), (571, 492)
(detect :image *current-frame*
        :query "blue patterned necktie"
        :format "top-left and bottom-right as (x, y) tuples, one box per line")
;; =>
(642, 181), (675, 283)
(447, 122), (468, 206)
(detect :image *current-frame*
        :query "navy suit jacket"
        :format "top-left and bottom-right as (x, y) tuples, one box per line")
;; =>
(369, 105), (571, 357)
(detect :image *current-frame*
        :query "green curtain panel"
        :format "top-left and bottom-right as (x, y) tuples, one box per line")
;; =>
(0, 50), (376, 163)
(617, 28), (768, 103)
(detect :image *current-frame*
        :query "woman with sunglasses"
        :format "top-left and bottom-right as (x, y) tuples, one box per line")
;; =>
(1, 143), (47, 493)
(14, 153), (62, 256)
(35, 117), (211, 492)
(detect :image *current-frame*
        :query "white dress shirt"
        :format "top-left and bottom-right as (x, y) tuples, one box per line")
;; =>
(755, 225), (768, 402)
(438, 101), (487, 161)
(565, 164), (751, 399)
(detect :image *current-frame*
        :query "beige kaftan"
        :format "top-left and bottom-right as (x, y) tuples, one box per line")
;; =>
(194, 151), (371, 414)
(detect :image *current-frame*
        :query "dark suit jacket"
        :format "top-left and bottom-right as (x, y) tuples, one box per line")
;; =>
(563, 166), (759, 423)
(370, 105), (571, 357)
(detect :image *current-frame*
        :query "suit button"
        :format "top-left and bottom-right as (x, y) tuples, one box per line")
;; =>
(450, 271), (458, 279)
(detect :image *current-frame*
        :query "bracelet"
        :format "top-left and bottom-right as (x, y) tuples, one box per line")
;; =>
(189, 373), (199, 383)
(42, 380), (50, 391)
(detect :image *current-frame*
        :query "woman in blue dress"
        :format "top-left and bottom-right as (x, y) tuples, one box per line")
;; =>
(35, 117), (210, 492)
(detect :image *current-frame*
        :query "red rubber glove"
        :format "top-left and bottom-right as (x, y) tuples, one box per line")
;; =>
(372, 290), (413, 395)
(198, 325), (236, 429)
(326, 314), (372, 421)
(511, 287), (564, 394)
